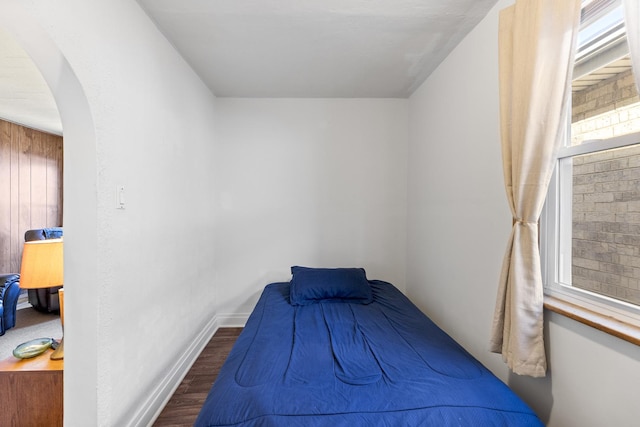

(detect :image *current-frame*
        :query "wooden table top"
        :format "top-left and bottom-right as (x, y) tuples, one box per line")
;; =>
(0, 345), (63, 372)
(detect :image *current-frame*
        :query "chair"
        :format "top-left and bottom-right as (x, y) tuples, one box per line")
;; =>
(24, 227), (63, 313)
(0, 274), (20, 335)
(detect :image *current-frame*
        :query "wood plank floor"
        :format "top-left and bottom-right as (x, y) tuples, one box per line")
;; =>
(153, 327), (242, 427)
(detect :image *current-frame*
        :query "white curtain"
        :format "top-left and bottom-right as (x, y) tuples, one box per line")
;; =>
(489, 0), (581, 377)
(624, 0), (640, 91)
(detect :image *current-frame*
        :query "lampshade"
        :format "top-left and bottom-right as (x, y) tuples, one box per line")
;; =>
(19, 238), (64, 289)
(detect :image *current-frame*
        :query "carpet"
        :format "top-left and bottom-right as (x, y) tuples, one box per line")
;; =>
(0, 306), (62, 359)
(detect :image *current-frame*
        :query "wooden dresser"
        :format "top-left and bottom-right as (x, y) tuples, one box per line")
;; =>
(0, 347), (63, 427)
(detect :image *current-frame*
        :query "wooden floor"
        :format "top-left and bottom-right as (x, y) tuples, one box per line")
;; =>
(153, 327), (242, 427)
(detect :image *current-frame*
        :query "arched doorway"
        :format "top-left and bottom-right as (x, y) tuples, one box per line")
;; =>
(0, 2), (99, 424)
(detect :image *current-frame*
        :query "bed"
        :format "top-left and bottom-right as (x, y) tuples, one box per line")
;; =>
(195, 267), (543, 426)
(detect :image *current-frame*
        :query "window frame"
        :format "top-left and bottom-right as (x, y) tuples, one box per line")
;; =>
(541, 0), (640, 341)
(542, 132), (640, 332)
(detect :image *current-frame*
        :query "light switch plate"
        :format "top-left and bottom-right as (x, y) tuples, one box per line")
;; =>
(116, 185), (125, 209)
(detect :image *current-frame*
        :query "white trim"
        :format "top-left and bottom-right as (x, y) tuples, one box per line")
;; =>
(581, 0), (621, 28)
(117, 315), (220, 427)
(111, 312), (248, 427)
(542, 130), (640, 331)
(558, 157), (574, 285)
(545, 285), (640, 327)
(217, 312), (250, 327)
(559, 132), (640, 157)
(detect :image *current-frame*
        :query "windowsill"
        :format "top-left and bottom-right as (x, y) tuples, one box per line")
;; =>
(544, 295), (640, 346)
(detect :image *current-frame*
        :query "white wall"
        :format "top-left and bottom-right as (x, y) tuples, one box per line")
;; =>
(6, 0), (638, 425)
(407, 1), (640, 426)
(214, 98), (408, 321)
(0, 0), (219, 425)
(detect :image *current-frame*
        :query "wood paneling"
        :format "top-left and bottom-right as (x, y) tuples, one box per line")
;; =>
(0, 119), (63, 273)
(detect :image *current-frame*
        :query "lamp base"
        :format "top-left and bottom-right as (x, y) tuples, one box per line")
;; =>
(50, 338), (64, 360)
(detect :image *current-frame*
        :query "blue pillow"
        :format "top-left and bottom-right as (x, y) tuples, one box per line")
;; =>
(289, 266), (373, 305)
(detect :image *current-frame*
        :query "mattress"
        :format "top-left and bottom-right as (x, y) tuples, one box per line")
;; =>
(195, 280), (543, 426)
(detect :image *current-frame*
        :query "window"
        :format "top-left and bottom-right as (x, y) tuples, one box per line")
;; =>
(542, 0), (640, 336)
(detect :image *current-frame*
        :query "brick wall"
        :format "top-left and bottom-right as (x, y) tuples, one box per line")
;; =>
(572, 70), (640, 146)
(572, 144), (640, 305)
(571, 69), (640, 305)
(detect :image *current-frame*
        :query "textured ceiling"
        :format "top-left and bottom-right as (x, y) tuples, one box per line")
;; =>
(137, 0), (499, 98)
(0, 0), (499, 134)
(0, 27), (61, 135)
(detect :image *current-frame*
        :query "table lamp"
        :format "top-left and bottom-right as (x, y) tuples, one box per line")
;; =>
(19, 238), (64, 360)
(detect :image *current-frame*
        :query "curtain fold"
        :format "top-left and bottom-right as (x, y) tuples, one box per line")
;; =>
(624, 0), (640, 91)
(489, 0), (581, 377)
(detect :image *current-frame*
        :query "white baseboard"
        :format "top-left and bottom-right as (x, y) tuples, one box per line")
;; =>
(217, 312), (249, 327)
(119, 315), (220, 427)
(116, 312), (248, 427)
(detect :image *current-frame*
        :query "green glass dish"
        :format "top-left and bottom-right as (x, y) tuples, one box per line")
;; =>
(12, 337), (54, 359)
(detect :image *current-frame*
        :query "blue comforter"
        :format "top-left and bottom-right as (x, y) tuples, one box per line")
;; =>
(195, 281), (543, 426)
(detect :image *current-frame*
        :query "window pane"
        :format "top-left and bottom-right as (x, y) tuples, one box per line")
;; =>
(570, 143), (640, 305)
(572, 2), (639, 147)
(565, 3), (640, 306)
(572, 55), (640, 146)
